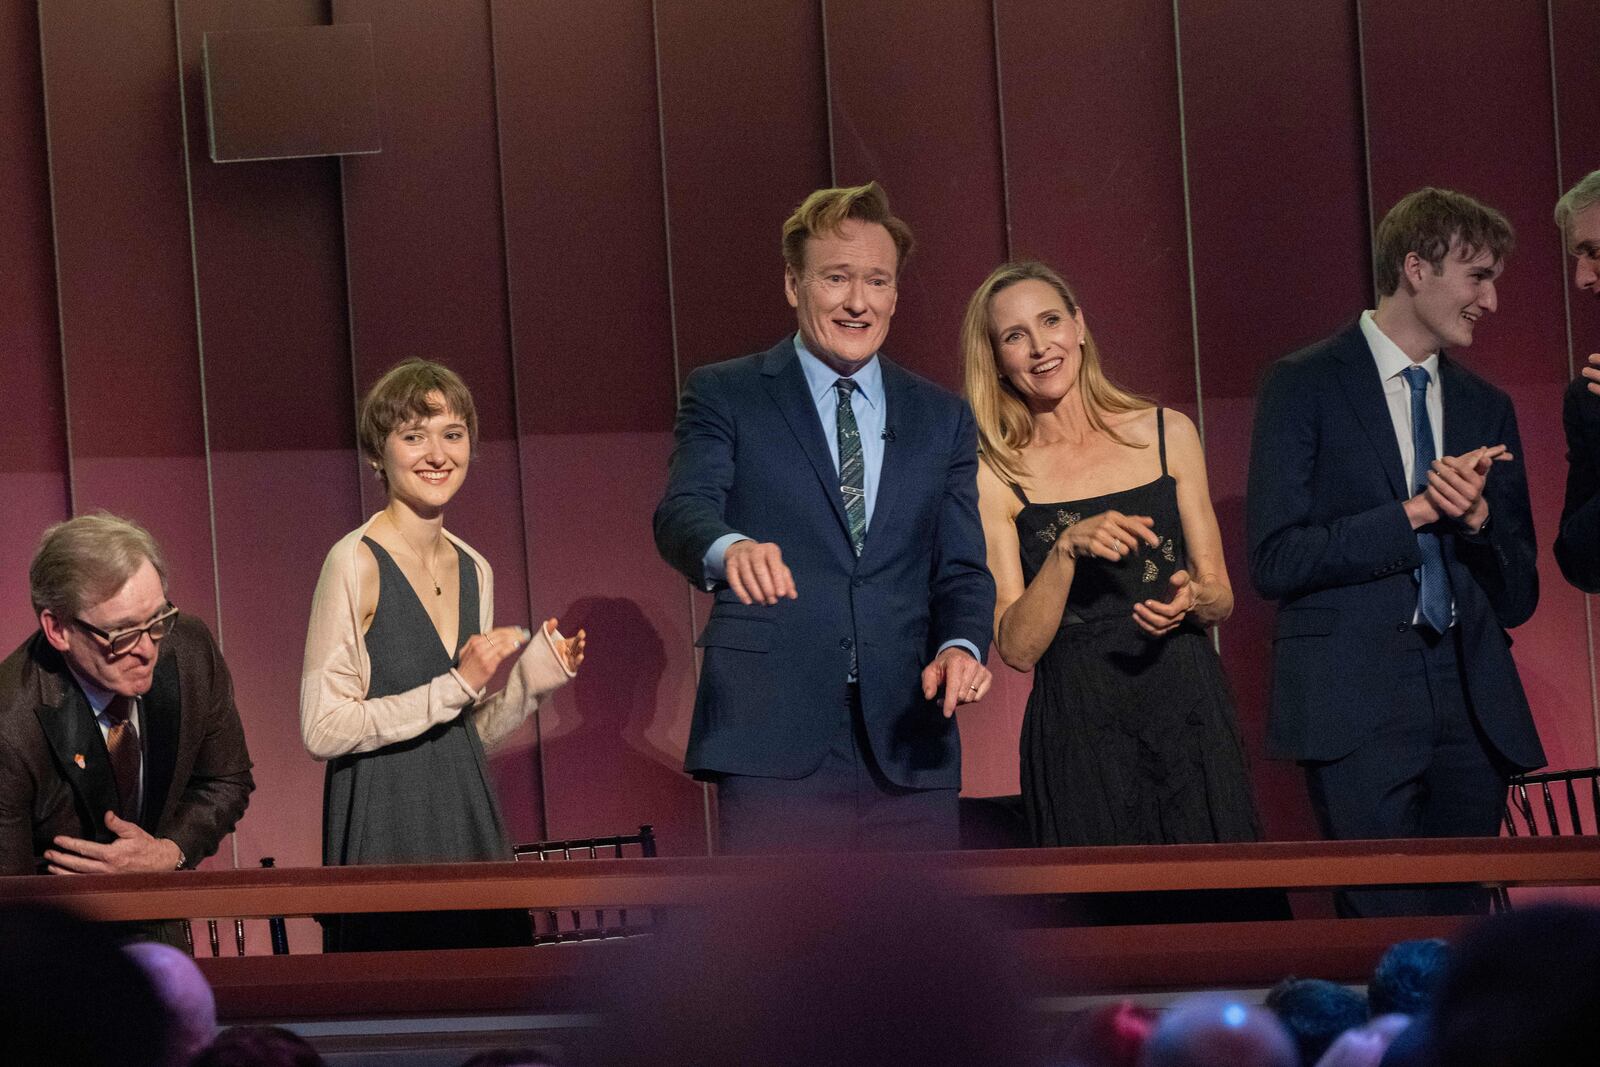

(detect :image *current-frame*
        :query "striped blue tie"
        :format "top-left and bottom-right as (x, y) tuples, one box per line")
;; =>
(835, 378), (867, 557)
(1401, 365), (1452, 633)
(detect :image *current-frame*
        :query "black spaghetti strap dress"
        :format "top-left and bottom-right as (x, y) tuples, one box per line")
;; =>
(1012, 409), (1262, 847)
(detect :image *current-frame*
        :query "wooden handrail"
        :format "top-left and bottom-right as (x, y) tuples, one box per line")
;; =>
(1, 836), (1596, 923)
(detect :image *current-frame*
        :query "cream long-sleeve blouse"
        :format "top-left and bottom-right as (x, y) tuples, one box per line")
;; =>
(300, 514), (574, 760)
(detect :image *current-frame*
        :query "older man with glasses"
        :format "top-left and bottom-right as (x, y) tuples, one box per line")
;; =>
(0, 513), (253, 900)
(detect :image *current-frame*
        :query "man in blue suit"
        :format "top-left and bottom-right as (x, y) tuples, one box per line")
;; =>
(654, 182), (995, 853)
(1247, 188), (1544, 915)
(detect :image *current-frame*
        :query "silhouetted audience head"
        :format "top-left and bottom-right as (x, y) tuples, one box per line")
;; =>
(1367, 939), (1448, 1017)
(190, 1026), (326, 1067)
(1139, 995), (1295, 1067)
(1427, 903), (1600, 1067)
(1265, 977), (1368, 1065)
(594, 861), (1032, 1067)
(125, 940), (217, 1064)
(0, 904), (174, 1066)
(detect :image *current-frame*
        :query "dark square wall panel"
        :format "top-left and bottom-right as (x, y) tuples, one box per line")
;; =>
(203, 23), (381, 162)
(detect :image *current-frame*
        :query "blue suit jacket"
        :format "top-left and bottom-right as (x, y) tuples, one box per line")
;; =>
(1245, 320), (1545, 769)
(653, 338), (995, 788)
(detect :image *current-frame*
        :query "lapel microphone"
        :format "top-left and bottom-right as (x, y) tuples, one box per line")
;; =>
(881, 428), (896, 442)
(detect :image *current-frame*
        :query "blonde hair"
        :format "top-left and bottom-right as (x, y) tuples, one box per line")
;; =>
(961, 261), (1150, 489)
(781, 181), (915, 274)
(29, 512), (168, 618)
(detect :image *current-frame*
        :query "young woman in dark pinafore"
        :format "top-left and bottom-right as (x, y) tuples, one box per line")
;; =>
(301, 359), (586, 951)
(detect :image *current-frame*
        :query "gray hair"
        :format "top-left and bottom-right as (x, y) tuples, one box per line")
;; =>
(28, 513), (168, 618)
(1555, 169), (1600, 237)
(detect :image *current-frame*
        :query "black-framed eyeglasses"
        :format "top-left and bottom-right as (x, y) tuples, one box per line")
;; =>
(75, 603), (179, 657)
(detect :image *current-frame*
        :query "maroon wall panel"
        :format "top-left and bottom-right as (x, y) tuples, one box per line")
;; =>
(824, 0), (1008, 390)
(334, 0), (543, 838)
(975, 0), (1193, 796)
(494, 0), (706, 855)
(1554, 1), (1600, 379)
(39, 1), (220, 631)
(0, 2), (69, 641)
(656, 0), (832, 374)
(1361, 0), (1593, 774)
(996, 0), (1193, 407)
(175, 0), (357, 936)
(1178, 0), (1370, 845)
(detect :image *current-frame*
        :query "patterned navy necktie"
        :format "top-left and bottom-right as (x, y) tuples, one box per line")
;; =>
(835, 378), (867, 557)
(1401, 365), (1453, 633)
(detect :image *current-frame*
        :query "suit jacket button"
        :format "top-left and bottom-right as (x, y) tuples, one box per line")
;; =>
(852, 578), (864, 588)
(1396, 622), (1410, 632)
(840, 637), (854, 650)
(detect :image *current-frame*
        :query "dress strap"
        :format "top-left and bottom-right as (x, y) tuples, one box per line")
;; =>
(1156, 407), (1168, 477)
(1008, 481), (1030, 506)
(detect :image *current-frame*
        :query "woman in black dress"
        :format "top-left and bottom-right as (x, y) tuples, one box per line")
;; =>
(961, 261), (1261, 848)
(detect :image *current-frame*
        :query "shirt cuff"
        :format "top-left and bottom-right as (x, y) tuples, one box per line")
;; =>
(449, 668), (486, 702)
(937, 638), (982, 664)
(701, 533), (750, 591)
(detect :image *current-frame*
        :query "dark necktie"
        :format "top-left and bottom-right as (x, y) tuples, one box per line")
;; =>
(835, 378), (867, 557)
(1401, 365), (1453, 633)
(105, 695), (141, 821)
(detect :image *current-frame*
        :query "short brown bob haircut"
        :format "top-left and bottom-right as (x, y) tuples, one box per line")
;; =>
(781, 181), (915, 275)
(357, 358), (478, 481)
(1374, 187), (1514, 297)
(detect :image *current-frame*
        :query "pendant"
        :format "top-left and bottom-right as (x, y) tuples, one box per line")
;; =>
(434, 584), (442, 596)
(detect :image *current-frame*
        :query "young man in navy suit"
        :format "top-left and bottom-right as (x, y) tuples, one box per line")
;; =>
(654, 182), (995, 853)
(1247, 188), (1544, 915)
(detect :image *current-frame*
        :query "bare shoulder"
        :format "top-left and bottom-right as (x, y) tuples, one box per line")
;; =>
(977, 455), (1021, 520)
(1160, 408), (1211, 479)
(1093, 405), (1158, 452)
(1161, 407), (1202, 447)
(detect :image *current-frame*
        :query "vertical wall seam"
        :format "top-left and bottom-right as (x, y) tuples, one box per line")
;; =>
(1171, 0), (1203, 441)
(486, 0), (547, 842)
(170, 0), (235, 869)
(821, 0), (837, 185)
(991, 0), (1013, 262)
(1355, 0), (1379, 300)
(37, 2), (78, 517)
(1547, 0), (1600, 765)
(649, 0), (708, 855)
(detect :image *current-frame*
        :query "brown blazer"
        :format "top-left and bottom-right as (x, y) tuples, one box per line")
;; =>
(0, 613), (254, 875)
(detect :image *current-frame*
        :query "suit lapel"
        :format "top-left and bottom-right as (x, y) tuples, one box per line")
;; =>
(760, 341), (853, 539)
(863, 359), (913, 559)
(141, 644), (181, 831)
(32, 670), (119, 840)
(1438, 352), (1476, 458)
(1334, 324), (1408, 499)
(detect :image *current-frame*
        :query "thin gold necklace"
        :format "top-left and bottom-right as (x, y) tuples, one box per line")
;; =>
(390, 514), (444, 596)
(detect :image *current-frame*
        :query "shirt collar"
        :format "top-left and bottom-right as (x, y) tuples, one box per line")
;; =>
(1361, 310), (1439, 384)
(66, 664), (116, 718)
(794, 332), (883, 410)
